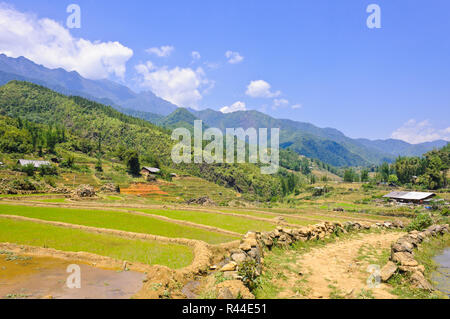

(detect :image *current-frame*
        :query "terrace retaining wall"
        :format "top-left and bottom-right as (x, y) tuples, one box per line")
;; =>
(381, 224), (449, 290)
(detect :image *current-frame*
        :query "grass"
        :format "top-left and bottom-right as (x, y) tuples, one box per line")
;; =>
(34, 198), (67, 203)
(137, 208), (277, 234)
(160, 176), (238, 204)
(356, 244), (391, 266)
(0, 193), (54, 198)
(253, 229), (388, 299)
(0, 218), (194, 269)
(0, 204), (238, 244)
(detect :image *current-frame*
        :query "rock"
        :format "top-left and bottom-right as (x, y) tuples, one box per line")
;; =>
(215, 280), (255, 299)
(231, 252), (247, 264)
(209, 265), (218, 271)
(239, 238), (257, 251)
(74, 185), (96, 198)
(239, 242), (252, 252)
(222, 271), (240, 280)
(220, 262), (237, 272)
(399, 265), (425, 274)
(391, 252), (418, 267)
(410, 271), (433, 291)
(392, 220), (404, 228)
(260, 234), (273, 247)
(217, 287), (234, 299)
(247, 247), (261, 261)
(99, 183), (120, 193)
(274, 216), (286, 223)
(345, 289), (355, 297)
(380, 261), (398, 282)
(392, 241), (414, 253)
(186, 196), (216, 206)
(312, 292), (323, 299)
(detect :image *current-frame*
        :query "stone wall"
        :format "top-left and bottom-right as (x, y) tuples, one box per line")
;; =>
(381, 224), (449, 290)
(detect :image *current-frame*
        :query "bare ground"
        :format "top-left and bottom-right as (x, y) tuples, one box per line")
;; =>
(272, 231), (403, 299)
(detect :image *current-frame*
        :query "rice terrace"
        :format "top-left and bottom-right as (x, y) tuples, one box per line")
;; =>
(0, 0), (449, 308)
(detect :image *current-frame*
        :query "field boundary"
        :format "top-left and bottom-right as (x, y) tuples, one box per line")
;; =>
(0, 214), (212, 277)
(0, 201), (242, 237)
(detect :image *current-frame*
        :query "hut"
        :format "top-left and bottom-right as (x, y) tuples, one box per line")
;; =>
(18, 159), (51, 168)
(383, 191), (436, 204)
(140, 167), (161, 176)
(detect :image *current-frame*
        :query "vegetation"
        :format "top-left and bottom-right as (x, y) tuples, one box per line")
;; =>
(405, 213), (433, 232)
(0, 205), (238, 244)
(0, 81), (296, 201)
(137, 208), (276, 234)
(374, 143), (449, 190)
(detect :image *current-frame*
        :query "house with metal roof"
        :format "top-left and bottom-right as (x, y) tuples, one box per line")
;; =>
(383, 191), (436, 203)
(18, 159), (51, 168)
(140, 167), (161, 175)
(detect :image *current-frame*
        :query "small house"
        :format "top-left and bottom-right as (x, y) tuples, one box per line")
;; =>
(383, 191), (436, 204)
(18, 159), (51, 168)
(141, 167), (161, 176)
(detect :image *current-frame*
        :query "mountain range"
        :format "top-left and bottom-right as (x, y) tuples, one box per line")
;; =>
(0, 54), (446, 167)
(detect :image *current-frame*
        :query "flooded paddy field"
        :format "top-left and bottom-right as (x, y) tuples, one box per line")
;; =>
(0, 252), (145, 299)
(432, 248), (450, 297)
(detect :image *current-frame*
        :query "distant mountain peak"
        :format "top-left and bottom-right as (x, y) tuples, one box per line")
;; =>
(0, 54), (178, 116)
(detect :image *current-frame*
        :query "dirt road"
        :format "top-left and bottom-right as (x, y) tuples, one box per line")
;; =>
(274, 231), (403, 299)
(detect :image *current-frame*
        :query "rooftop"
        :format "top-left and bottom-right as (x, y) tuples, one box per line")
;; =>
(142, 167), (161, 173)
(383, 191), (436, 201)
(18, 159), (51, 168)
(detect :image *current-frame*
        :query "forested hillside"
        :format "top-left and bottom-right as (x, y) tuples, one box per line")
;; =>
(0, 81), (293, 200)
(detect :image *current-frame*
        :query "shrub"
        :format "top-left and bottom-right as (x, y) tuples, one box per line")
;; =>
(124, 150), (140, 176)
(406, 213), (433, 232)
(44, 176), (57, 188)
(60, 156), (75, 169)
(10, 178), (37, 191)
(38, 164), (58, 176)
(95, 159), (103, 172)
(440, 207), (449, 217)
(21, 164), (36, 177)
(238, 260), (260, 291)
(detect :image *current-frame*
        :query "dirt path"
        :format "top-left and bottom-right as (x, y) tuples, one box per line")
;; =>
(274, 231), (403, 299)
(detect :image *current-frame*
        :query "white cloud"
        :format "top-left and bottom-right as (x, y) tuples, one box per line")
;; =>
(146, 45), (174, 57)
(191, 51), (201, 60)
(391, 119), (450, 144)
(225, 50), (244, 64)
(204, 61), (220, 70)
(135, 61), (212, 109)
(246, 80), (281, 98)
(220, 101), (247, 113)
(0, 4), (133, 80)
(273, 98), (289, 108)
(273, 99), (302, 110)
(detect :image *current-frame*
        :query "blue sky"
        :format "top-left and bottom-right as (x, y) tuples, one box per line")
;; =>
(1, 0), (449, 143)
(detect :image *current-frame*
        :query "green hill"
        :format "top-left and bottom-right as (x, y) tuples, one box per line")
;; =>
(0, 81), (286, 201)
